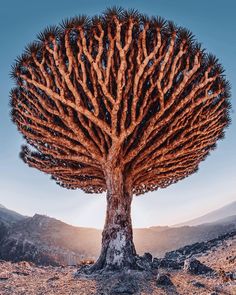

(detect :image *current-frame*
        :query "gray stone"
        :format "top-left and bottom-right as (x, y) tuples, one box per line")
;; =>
(192, 281), (205, 288)
(143, 252), (152, 263)
(184, 258), (213, 275)
(0, 277), (9, 281)
(135, 256), (152, 271)
(111, 280), (138, 294)
(12, 271), (29, 276)
(156, 273), (173, 286)
(231, 271), (236, 280)
(152, 258), (182, 270)
(152, 258), (159, 269)
(47, 276), (60, 282)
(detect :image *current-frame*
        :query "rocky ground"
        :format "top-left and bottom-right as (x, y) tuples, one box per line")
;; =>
(0, 233), (235, 295)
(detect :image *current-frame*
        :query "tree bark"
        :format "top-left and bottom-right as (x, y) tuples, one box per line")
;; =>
(90, 165), (137, 271)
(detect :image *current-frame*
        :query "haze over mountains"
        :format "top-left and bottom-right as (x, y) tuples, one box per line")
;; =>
(0, 204), (26, 226)
(175, 201), (236, 226)
(0, 201), (235, 266)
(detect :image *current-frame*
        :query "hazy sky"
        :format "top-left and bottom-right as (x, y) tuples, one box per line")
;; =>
(0, 0), (235, 229)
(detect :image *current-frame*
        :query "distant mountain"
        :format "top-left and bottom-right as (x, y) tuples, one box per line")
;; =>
(0, 214), (102, 266)
(0, 204), (26, 245)
(134, 215), (236, 257)
(0, 203), (235, 266)
(0, 204), (26, 227)
(175, 201), (236, 226)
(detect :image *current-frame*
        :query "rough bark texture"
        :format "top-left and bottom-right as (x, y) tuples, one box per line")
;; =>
(91, 166), (136, 270)
(10, 8), (231, 271)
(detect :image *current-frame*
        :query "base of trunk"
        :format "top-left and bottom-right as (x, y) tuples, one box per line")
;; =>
(76, 252), (153, 275)
(75, 264), (157, 295)
(88, 233), (137, 272)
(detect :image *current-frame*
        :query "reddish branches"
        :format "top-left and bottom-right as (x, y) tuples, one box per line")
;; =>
(10, 8), (231, 195)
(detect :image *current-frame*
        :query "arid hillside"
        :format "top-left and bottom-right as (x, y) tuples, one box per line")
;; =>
(0, 204), (235, 266)
(0, 230), (235, 295)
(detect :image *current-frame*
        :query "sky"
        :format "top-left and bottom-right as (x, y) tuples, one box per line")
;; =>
(0, 0), (235, 229)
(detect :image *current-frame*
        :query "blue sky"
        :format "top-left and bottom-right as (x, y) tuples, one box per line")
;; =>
(0, 0), (235, 228)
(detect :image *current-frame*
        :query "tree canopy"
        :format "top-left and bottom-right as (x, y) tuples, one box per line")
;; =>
(10, 7), (231, 195)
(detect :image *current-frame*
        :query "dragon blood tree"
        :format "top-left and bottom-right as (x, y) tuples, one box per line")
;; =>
(10, 8), (230, 271)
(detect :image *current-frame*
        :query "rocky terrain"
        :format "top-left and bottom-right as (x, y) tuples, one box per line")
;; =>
(134, 215), (236, 256)
(0, 230), (235, 295)
(0, 203), (236, 266)
(0, 214), (101, 266)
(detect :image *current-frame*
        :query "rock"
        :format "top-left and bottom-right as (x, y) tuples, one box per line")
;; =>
(12, 271), (30, 276)
(219, 270), (236, 282)
(224, 271), (236, 281)
(0, 271), (11, 281)
(152, 258), (182, 270)
(192, 281), (205, 288)
(47, 276), (60, 282)
(152, 258), (159, 269)
(228, 256), (236, 264)
(135, 255), (152, 271)
(142, 252), (152, 263)
(165, 231), (236, 262)
(17, 261), (33, 268)
(156, 273), (173, 286)
(0, 277), (9, 281)
(184, 258), (213, 275)
(111, 278), (138, 294)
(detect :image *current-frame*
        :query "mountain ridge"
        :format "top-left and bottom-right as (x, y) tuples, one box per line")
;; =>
(174, 201), (236, 226)
(0, 205), (26, 227)
(0, 202), (235, 266)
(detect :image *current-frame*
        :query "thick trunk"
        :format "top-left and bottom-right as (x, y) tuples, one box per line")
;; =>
(91, 165), (136, 271)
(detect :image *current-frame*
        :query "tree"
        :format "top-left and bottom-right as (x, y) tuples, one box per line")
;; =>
(10, 8), (231, 271)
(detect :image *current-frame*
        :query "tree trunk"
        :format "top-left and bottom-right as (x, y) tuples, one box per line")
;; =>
(90, 165), (137, 271)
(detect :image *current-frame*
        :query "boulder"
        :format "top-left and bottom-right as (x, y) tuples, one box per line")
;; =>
(152, 258), (160, 269)
(136, 255), (152, 271)
(184, 258), (213, 275)
(142, 252), (152, 263)
(152, 258), (182, 270)
(156, 273), (173, 286)
(111, 277), (138, 294)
